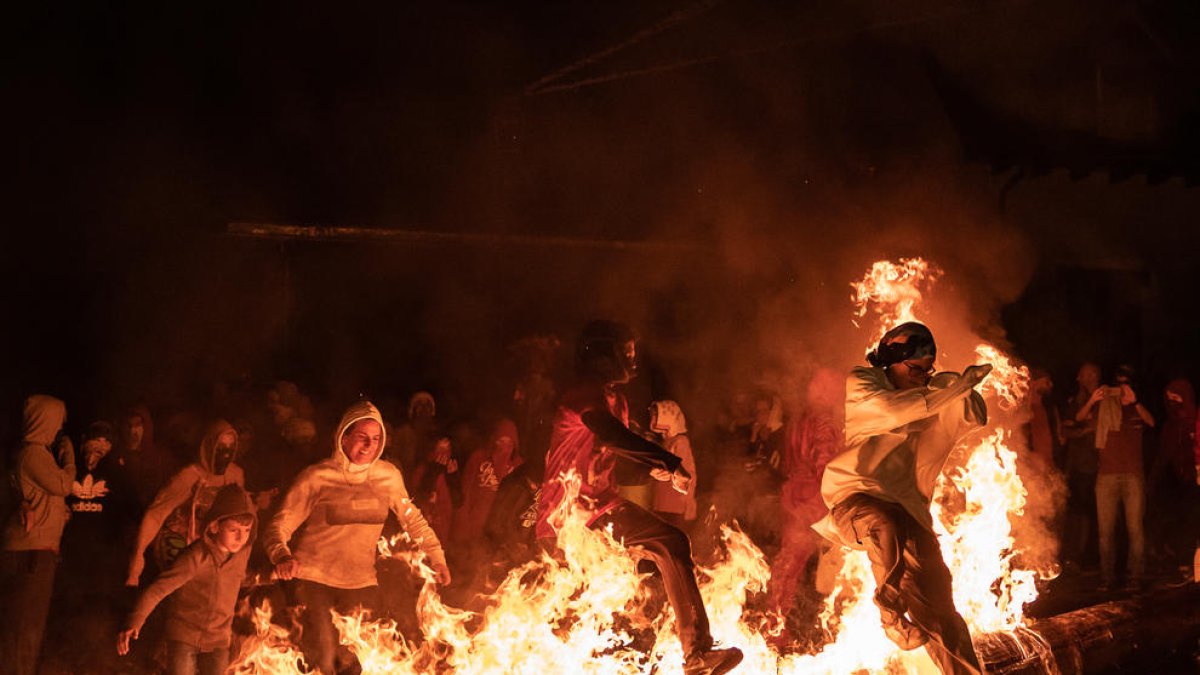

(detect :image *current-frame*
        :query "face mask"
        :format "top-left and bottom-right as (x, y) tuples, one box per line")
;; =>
(212, 444), (236, 475)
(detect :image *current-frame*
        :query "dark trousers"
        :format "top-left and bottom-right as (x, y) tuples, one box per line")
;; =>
(166, 641), (229, 675)
(1065, 470), (1098, 566)
(0, 550), (59, 675)
(289, 579), (377, 675)
(590, 501), (712, 657)
(832, 494), (981, 675)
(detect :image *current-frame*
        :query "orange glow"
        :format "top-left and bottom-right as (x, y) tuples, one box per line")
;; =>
(226, 258), (1050, 674)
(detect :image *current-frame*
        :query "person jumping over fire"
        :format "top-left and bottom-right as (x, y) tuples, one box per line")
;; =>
(535, 320), (743, 675)
(814, 322), (992, 675)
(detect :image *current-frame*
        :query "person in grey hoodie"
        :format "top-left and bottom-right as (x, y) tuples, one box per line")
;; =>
(1, 395), (74, 675)
(266, 400), (450, 675)
(119, 483), (257, 675)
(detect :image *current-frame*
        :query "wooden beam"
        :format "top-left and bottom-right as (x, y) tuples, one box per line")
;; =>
(226, 222), (705, 254)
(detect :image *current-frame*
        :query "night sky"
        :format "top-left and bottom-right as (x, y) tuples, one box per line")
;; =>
(5, 0), (1200, 432)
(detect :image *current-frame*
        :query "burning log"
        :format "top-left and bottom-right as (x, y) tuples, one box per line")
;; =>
(975, 585), (1200, 674)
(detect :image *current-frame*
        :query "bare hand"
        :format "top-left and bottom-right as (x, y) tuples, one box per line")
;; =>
(1088, 387), (1107, 405)
(961, 364), (993, 388)
(670, 466), (693, 495)
(117, 628), (138, 655)
(274, 557), (301, 580)
(649, 468), (672, 482)
(672, 468), (691, 494)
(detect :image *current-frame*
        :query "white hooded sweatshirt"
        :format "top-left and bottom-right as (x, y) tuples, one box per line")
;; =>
(813, 367), (987, 546)
(265, 401), (446, 589)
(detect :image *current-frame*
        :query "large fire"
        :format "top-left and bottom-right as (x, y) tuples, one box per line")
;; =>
(231, 257), (1049, 674)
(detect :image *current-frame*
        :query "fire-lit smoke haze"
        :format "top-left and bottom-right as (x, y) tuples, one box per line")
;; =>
(223, 257), (1064, 675)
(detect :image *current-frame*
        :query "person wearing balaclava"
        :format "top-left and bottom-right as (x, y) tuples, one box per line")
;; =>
(266, 400), (450, 675)
(813, 322), (992, 675)
(1, 395), (74, 675)
(536, 320), (743, 675)
(126, 420), (244, 587)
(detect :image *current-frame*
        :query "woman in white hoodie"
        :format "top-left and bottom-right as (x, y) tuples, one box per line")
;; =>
(266, 400), (450, 675)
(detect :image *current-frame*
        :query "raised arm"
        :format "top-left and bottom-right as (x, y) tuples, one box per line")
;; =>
(844, 365), (990, 448)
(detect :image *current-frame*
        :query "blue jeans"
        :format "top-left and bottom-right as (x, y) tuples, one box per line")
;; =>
(1095, 473), (1145, 583)
(166, 641), (229, 675)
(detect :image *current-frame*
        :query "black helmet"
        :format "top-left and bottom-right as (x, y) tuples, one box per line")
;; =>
(576, 320), (637, 383)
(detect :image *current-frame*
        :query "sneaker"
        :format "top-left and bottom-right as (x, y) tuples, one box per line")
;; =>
(683, 646), (744, 675)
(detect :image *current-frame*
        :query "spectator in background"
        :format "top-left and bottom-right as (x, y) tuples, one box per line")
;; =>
(1026, 368), (1061, 459)
(1, 395), (73, 675)
(1059, 362), (1102, 572)
(392, 391), (441, 475)
(127, 420), (244, 587)
(53, 421), (135, 674)
(770, 368), (844, 615)
(455, 418), (522, 546)
(410, 437), (457, 546)
(113, 405), (172, 509)
(1077, 365), (1155, 591)
(483, 461), (543, 574)
(1149, 378), (1196, 570)
(648, 401), (697, 531)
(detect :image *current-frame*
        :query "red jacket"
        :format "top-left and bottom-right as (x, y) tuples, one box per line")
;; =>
(536, 383), (680, 540)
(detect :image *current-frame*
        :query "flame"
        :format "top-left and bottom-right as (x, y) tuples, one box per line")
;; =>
(931, 429), (1038, 634)
(974, 343), (1030, 411)
(851, 257), (943, 346)
(228, 599), (309, 674)
(226, 257), (1051, 675)
(795, 257), (1046, 674)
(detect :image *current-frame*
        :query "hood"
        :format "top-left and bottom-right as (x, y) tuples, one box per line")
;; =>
(488, 418), (520, 454)
(650, 400), (688, 437)
(23, 395), (66, 446)
(202, 484), (257, 530)
(119, 404), (155, 452)
(486, 418), (522, 473)
(408, 391), (436, 419)
(1165, 378), (1197, 420)
(333, 400), (388, 471)
(198, 419), (238, 473)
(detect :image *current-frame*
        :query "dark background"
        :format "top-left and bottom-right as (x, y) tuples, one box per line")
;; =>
(5, 0), (1199, 431)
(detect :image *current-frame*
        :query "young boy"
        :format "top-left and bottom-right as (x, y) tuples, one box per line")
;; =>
(118, 484), (256, 675)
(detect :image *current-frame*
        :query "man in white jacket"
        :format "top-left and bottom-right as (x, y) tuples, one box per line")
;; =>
(266, 400), (450, 675)
(814, 323), (991, 675)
